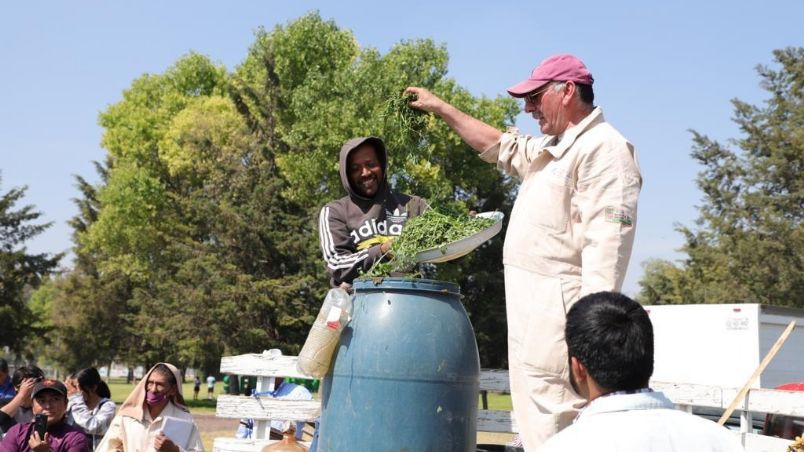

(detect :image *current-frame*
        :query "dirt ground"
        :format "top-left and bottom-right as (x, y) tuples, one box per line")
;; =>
(194, 414), (240, 451)
(195, 413), (241, 431)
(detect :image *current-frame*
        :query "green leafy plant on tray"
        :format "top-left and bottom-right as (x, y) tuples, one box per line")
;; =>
(363, 208), (495, 278)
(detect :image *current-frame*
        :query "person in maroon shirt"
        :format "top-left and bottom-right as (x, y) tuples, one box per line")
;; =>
(0, 379), (86, 452)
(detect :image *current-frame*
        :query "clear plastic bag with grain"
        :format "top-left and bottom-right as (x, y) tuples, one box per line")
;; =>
(296, 288), (353, 378)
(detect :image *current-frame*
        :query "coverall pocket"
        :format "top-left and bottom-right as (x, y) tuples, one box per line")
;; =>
(518, 277), (569, 375)
(527, 174), (571, 233)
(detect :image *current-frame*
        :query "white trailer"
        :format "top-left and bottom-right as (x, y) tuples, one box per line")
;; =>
(644, 303), (804, 389)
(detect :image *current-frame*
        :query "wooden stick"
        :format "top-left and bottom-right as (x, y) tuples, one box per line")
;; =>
(718, 319), (797, 425)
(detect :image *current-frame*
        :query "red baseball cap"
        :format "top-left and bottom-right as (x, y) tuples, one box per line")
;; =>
(507, 54), (594, 98)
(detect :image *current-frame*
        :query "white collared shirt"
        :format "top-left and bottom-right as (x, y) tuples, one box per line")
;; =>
(539, 391), (744, 451)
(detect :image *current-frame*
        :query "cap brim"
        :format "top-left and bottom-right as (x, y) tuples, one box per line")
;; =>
(33, 388), (65, 398)
(506, 78), (550, 98)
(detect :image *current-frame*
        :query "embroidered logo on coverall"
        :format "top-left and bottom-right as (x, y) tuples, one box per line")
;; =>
(605, 207), (633, 226)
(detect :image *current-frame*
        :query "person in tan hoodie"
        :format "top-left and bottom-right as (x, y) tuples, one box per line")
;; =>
(97, 363), (203, 452)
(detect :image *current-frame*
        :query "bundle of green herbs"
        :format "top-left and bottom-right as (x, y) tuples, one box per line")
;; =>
(364, 208), (496, 277)
(381, 90), (427, 158)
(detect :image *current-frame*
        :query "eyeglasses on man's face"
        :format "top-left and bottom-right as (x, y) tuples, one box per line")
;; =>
(524, 84), (554, 105)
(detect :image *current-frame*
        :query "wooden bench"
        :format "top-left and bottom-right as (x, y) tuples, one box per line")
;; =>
(212, 353), (517, 451)
(213, 353), (804, 452)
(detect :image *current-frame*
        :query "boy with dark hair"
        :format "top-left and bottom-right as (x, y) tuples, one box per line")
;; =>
(0, 367), (45, 436)
(540, 292), (743, 452)
(564, 291), (654, 392)
(0, 379), (86, 452)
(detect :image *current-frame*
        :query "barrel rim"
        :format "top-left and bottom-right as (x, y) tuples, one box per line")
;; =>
(353, 277), (460, 295)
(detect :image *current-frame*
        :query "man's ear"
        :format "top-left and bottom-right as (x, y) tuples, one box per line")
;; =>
(570, 356), (587, 383)
(561, 81), (576, 107)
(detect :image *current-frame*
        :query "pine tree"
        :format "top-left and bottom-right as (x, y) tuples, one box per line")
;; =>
(0, 179), (61, 353)
(637, 48), (803, 307)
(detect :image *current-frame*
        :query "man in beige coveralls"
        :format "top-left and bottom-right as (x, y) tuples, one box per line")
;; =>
(406, 54), (641, 450)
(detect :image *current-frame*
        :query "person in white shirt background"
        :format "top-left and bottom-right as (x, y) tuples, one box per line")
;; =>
(205, 375), (216, 401)
(538, 291), (743, 452)
(65, 367), (116, 450)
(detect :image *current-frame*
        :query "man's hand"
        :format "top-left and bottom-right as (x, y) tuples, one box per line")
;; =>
(338, 281), (353, 292)
(405, 86), (503, 152)
(17, 378), (36, 399)
(1, 377), (36, 416)
(380, 238), (395, 255)
(28, 431), (49, 452)
(154, 432), (180, 452)
(107, 438), (124, 452)
(404, 87), (446, 114)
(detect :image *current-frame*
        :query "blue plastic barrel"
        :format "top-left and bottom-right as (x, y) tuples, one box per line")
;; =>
(317, 278), (480, 452)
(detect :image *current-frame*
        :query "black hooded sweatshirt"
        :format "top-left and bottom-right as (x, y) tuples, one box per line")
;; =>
(318, 137), (426, 287)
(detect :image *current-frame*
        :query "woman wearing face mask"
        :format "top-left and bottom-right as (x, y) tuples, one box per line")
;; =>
(96, 363), (203, 452)
(66, 367), (116, 450)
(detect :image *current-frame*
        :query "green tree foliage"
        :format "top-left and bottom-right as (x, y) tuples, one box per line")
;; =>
(637, 47), (803, 307)
(35, 159), (134, 373)
(61, 12), (518, 372)
(84, 49), (318, 373)
(0, 179), (61, 354)
(635, 259), (684, 305)
(39, 270), (131, 372)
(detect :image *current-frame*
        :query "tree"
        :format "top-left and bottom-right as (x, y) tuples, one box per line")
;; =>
(88, 53), (229, 282)
(124, 93), (316, 371)
(0, 179), (61, 354)
(637, 47), (803, 307)
(5, 163), (133, 373)
(37, 269), (131, 372)
(634, 259), (684, 305)
(82, 50), (318, 372)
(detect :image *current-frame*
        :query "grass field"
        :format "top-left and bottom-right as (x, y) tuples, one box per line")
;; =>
(107, 378), (218, 414)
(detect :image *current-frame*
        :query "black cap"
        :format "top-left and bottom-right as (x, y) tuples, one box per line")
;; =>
(32, 379), (67, 398)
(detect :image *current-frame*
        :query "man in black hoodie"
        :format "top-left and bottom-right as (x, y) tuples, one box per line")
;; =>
(318, 136), (427, 288)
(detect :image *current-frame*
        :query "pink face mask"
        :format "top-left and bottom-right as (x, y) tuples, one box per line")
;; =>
(145, 391), (166, 406)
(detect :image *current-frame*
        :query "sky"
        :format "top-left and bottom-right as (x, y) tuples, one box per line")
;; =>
(1, 0), (802, 297)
